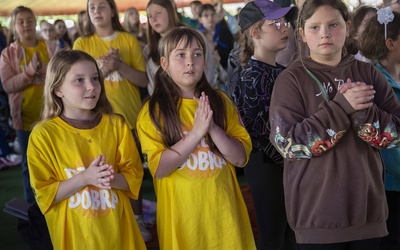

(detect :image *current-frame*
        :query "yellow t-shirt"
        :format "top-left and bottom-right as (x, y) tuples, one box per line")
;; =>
(136, 93), (255, 249)
(28, 114), (146, 250)
(73, 32), (146, 129)
(20, 40), (49, 130)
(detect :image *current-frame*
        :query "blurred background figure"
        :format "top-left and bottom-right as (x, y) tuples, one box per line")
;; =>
(346, 5), (377, 63)
(123, 7), (147, 48)
(40, 21), (70, 54)
(73, 10), (89, 41)
(54, 19), (73, 47)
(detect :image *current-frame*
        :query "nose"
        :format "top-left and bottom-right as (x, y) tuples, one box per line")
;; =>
(320, 26), (331, 38)
(187, 58), (193, 67)
(86, 80), (95, 90)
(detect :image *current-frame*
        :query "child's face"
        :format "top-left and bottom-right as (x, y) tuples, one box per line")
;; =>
(147, 4), (170, 36)
(88, 0), (114, 29)
(54, 21), (67, 37)
(40, 22), (56, 41)
(299, 5), (349, 65)
(254, 18), (290, 53)
(55, 61), (101, 119)
(161, 39), (205, 96)
(199, 9), (216, 31)
(14, 12), (36, 42)
(127, 9), (139, 25)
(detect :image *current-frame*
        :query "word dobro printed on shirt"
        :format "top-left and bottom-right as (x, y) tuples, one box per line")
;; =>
(178, 131), (227, 178)
(65, 167), (118, 214)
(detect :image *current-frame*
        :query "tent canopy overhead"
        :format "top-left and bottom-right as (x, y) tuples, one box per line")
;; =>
(0, 0), (243, 17)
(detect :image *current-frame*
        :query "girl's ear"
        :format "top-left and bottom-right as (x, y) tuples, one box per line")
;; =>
(346, 21), (351, 37)
(160, 56), (168, 71)
(249, 26), (260, 39)
(385, 38), (396, 51)
(54, 88), (63, 98)
(299, 27), (306, 43)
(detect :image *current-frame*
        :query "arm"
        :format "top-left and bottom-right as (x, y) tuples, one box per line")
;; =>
(208, 120), (247, 167)
(156, 130), (204, 178)
(0, 48), (40, 93)
(269, 72), (354, 160)
(348, 68), (400, 149)
(53, 155), (115, 204)
(101, 41), (148, 88)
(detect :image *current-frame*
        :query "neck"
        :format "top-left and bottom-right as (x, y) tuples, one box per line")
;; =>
(60, 113), (101, 129)
(254, 49), (278, 66)
(20, 38), (38, 47)
(180, 88), (195, 99)
(310, 53), (342, 67)
(96, 26), (115, 37)
(380, 58), (400, 82)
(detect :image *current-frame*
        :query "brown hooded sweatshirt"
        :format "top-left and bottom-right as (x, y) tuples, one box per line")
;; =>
(270, 55), (400, 244)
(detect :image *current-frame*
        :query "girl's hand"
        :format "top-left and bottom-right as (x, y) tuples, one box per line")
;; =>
(82, 155), (115, 189)
(341, 80), (375, 110)
(192, 92), (213, 138)
(338, 78), (365, 93)
(100, 54), (122, 72)
(30, 52), (42, 75)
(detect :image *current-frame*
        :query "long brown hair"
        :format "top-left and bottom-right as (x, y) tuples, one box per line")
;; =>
(42, 49), (113, 120)
(360, 11), (400, 61)
(146, 0), (185, 65)
(85, 0), (126, 36)
(148, 27), (226, 155)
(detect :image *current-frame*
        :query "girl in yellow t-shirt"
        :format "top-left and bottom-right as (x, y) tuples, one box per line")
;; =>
(73, 0), (151, 241)
(136, 27), (255, 250)
(0, 6), (51, 204)
(27, 50), (146, 250)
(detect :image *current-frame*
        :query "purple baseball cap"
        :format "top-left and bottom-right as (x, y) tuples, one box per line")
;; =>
(238, 0), (295, 32)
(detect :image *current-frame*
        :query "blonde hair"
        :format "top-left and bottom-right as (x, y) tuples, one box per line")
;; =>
(42, 50), (113, 120)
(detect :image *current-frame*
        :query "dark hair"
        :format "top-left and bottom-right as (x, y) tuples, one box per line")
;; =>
(146, 0), (185, 65)
(86, 0), (126, 36)
(198, 4), (216, 17)
(296, 0), (350, 57)
(349, 5), (377, 38)
(359, 12), (400, 61)
(345, 5), (377, 55)
(42, 49), (113, 120)
(54, 19), (73, 47)
(148, 26), (226, 156)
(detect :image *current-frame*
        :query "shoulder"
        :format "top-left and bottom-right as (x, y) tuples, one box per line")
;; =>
(137, 101), (151, 120)
(31, 118), (59, 137)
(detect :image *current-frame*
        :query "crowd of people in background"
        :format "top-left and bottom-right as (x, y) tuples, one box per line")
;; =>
(1, 0), (400, 249)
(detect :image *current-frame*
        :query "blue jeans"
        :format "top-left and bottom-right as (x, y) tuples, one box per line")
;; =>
(16, 129), (34, 203)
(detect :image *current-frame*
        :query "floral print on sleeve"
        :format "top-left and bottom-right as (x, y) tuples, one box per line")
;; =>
(358, 121), (400, 149)
(273, 127), (346, 160)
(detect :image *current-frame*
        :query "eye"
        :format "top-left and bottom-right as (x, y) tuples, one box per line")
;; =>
(310, 26), (318, 30)
(330, 23), (338, 28)
(76, 78), (85, 83)
(194, 53), (203, 57)
(92, 76), (99, 82)
(177, 53), (185, 58)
